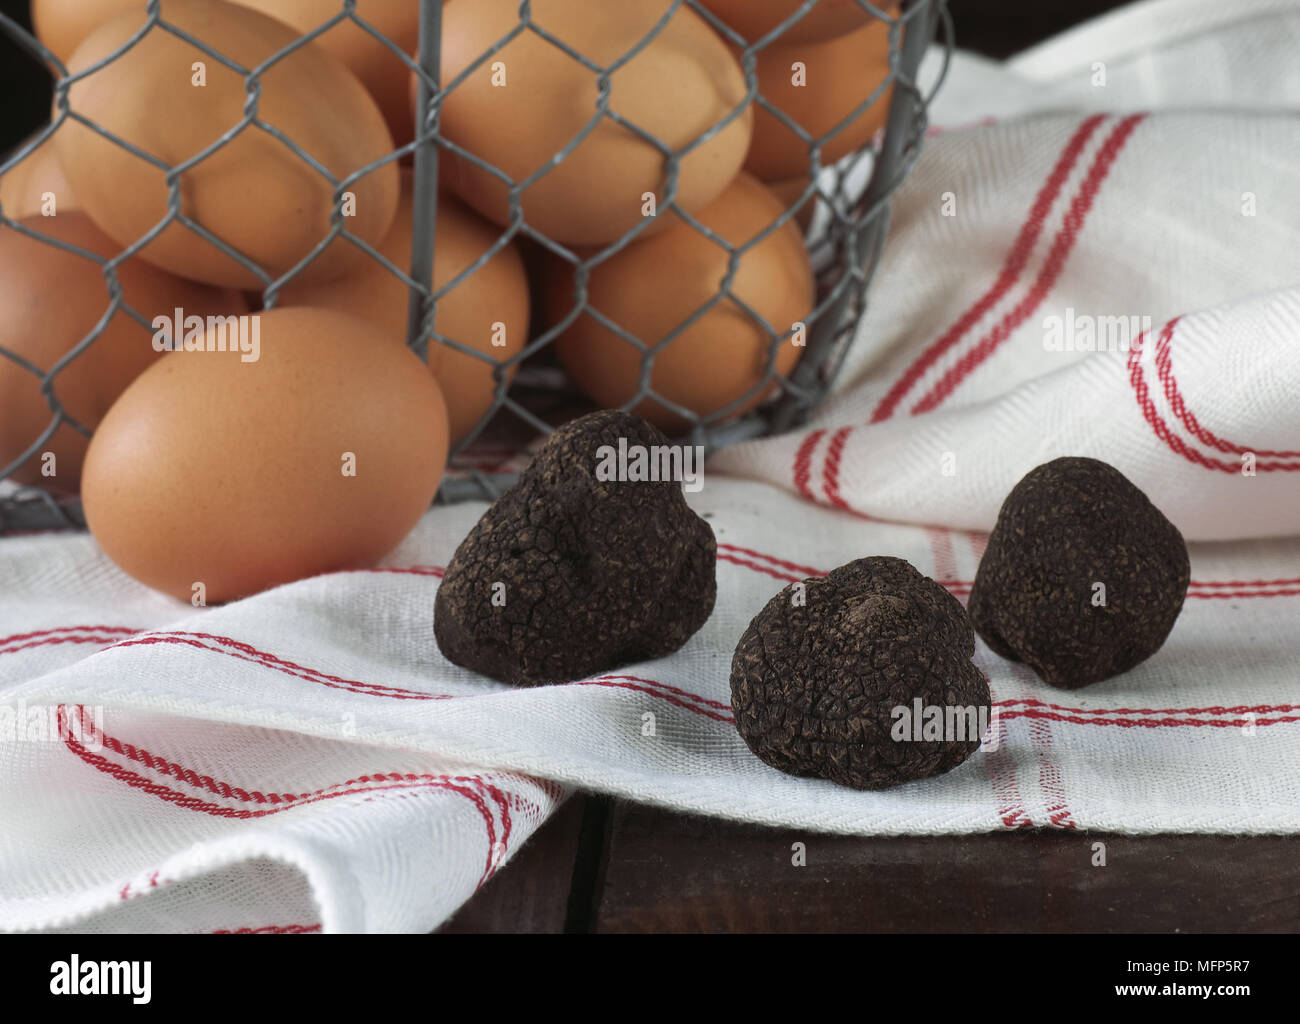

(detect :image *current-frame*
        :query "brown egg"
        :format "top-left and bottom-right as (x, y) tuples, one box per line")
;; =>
(280, 175), (529, 445)
(228, 0), (420, 147)
(767, 175), (817, 233)
(30, 0), (140, 62)
(81, 308), (449, 603)
(741, 18), (894, 182)
(430, 0), (752, 246)
(55, 0), (399, 289)
(548, 173), (812, 431)
(0, 129), (78, 220)
(0, 213), (243, 493)
(699, 0), (889, 45)
(33, 0), (424, 144)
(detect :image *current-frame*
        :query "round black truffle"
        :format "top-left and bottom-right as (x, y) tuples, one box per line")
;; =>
(730, 556), (991, 790)
(434, 409), (717, 686)
(968, 456), (1190, 689)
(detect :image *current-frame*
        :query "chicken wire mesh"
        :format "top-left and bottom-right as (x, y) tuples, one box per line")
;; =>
(0, 0), (950, 532)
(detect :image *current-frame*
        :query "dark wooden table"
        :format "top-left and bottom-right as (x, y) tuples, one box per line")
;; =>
(439, 794), (1300, 933)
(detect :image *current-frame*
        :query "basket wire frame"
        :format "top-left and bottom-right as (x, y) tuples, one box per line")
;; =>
(0, 0), (950, 531)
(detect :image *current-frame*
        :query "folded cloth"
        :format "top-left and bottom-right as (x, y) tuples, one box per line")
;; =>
(715, 109), (1300, 539)
(3, 0), (1299, 933)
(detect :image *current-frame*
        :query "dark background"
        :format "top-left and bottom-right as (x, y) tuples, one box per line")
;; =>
(1, 0), (1132, 152)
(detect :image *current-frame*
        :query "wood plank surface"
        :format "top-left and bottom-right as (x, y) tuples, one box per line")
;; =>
(590, 802), (1300, 933)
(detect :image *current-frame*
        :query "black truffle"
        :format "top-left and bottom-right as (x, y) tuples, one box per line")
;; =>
(730, 556), (991, 790)
(968, 456), (1189, 689)
(434, 409), (716, 686)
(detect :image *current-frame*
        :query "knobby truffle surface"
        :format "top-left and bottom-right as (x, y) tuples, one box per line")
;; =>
(968, 456), (1190, 689)
(434, 409), (716, 686)
(730, 556), (991, 790)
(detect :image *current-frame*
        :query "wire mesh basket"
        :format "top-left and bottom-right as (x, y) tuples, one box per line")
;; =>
(0, 0), (950, 533)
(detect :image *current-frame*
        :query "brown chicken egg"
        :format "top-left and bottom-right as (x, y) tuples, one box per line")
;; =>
(55, 0), (399, 289)
(80, 308), (449, 603)
(34, 0), (421, 147)
(698, 0), (889, 46)
(30, 0), (139, 62)
(0, 129), (78, 220)
(280, 175), (529, 445)
(740, 17), (894, 182)
(229, 0), (421, 146)
(0, 213), (243, 492)
(430, 0), (752, 246)
(767, 175), (817, 233)
(547, 173), (813, 431)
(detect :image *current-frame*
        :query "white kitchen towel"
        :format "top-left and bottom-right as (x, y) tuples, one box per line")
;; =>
(3, 0), (1300, 933)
